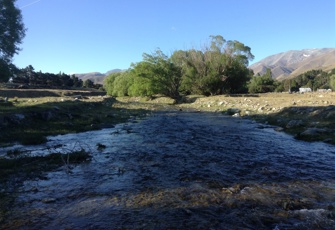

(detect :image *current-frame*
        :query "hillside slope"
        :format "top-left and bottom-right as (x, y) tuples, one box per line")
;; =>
(249, 48), (335, 80)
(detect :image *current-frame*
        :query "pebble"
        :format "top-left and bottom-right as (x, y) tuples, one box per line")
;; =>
(42, 198), (56, 203)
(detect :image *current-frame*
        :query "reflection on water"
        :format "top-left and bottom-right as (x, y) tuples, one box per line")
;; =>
(1, 111), (335, 229)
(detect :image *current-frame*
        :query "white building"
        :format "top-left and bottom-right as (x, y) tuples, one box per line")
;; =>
(299, 88), (312, 93)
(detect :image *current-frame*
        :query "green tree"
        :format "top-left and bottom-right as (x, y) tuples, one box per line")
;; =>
(25, 65), (37, 84)
(170, 50), (191, 94)
(127, 66), (154, 97)
(107, 35), (254, 97)
(131, 49), (182, 98)
(329, 75), (335, 91)
(71, 75), (83, 87)
(104, 72), (122, 95)
(173, 35), (254, 95)
(83, 79), (94, 88)
(104, 71), (133, 97)
(112, 72), (133, 96)
(0, 58), (16, 82)
(0, 0), (26, 82)
(248, 68), (275, 93)
(175, 49), (207, 94)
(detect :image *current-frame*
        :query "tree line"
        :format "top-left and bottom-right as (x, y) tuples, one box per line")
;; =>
(248, 68), (335, 93)
(7, 64), (101, 89)
(0, 0), (100, 89)
(103, 33), (335, 98)
(279, 69), (335, 92)
(104, 35), (255, 99)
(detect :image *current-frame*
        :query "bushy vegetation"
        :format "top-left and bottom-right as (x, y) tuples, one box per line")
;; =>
(104, 35), (254, 98)
(10, 65), (80, 86)
(248, 68), (278, 93)
(104, 34), (335, 97)
(279, 69), (335, 92)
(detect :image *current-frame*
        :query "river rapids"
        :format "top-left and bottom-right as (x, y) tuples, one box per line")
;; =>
(1, 111), (335, 229)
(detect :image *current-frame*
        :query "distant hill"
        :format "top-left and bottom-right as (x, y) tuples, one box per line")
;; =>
(75, 69), (123, 84)
(105, 69), (123, 76)
(249, 48), (335, 80)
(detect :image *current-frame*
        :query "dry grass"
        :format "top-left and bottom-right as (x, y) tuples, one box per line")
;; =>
(177, 92), (335, 114)
(176, 92), (335, 143)
(1, 89), (335, 145)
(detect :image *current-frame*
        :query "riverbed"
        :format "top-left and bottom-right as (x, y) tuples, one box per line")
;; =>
(1, 111), (335, 229)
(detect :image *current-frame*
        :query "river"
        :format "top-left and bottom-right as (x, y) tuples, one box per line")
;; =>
(1, 111), (335, 229)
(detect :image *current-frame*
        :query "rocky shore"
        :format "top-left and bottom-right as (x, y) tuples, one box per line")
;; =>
(177, 92), (335, 144)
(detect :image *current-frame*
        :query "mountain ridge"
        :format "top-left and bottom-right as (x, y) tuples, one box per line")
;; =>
(249, 48), (335, 80)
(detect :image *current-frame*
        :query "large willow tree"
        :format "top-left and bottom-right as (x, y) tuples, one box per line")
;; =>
(130, 49), (182, 99)
(171, 35), (254, 95)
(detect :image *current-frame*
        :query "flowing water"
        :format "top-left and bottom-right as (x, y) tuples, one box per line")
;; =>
(1, 111), (335, 229)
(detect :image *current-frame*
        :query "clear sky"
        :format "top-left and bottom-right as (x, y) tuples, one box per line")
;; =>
(13, 0), (335, 74)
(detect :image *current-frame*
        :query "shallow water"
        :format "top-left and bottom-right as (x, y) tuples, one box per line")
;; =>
(1, 111), (335, 229)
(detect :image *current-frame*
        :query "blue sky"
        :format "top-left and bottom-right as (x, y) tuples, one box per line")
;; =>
(13, 0), (335, 74)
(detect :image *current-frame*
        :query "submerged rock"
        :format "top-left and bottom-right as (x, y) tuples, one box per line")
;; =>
(275, 127), (284, 132)
(227, 108), (240, 115)
(42, 198), (56, 203)
(300, 128), (329, 137)
(286, 120), (304, 129)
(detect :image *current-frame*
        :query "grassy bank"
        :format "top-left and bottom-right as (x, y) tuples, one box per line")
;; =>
(0, 96), (152, 146)
(1, 90), (335, 146)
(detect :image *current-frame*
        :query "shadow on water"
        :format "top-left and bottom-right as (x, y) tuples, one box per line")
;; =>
(1, 108), (335, 229)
